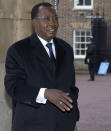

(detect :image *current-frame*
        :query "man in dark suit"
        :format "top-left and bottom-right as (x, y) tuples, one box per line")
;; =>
(85, 38), (96, 81)
(4, 2), (79, 131)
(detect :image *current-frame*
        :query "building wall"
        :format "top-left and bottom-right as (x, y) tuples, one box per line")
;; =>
(57, 0), (92, 71)
(57, 0), (111, 71)
(0, 0), (111, 130)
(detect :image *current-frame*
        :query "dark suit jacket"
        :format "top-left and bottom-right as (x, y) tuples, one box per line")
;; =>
(4, 32), (79, 131)
(85, 43), (96, 65)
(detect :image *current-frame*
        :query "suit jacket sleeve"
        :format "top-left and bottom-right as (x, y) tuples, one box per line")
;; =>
(4, 46), (40, 107)
(70, 49), (80, 121)
(71, 49), (79, 102)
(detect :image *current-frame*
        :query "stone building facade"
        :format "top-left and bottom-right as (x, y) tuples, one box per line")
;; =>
(0, 0), (111, 130)
(56, 0), (111, 72)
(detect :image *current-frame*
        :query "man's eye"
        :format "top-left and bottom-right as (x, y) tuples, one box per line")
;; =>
(54, 16), (58, 20)
(43, 17), (49, 20)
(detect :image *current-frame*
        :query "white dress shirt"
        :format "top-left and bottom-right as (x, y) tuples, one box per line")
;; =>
(36, 35), (56, 104)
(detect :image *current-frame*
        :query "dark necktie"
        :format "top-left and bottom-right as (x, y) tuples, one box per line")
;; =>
(46, 43), (56, 72)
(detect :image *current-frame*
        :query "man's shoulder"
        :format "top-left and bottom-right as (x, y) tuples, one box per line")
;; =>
(7, 35), (31, 56)
(11, 36), (31, 49)
(9, 35), (32, 51)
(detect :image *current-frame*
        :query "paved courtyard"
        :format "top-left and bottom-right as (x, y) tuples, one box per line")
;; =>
(76, 74), (111, 131)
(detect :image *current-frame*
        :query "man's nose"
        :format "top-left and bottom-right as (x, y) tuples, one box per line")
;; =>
(48, 16), (58, 24)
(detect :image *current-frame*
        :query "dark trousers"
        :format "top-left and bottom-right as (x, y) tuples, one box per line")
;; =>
(88, 63), (95, 80)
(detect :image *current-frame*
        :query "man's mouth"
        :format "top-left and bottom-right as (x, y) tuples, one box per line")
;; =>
(47, 28), (57, 33)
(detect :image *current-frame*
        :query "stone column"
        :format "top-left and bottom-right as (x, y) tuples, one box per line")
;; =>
(0, 0), (46, 130)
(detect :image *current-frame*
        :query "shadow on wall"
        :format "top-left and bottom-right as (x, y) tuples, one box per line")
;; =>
(0, 62), (12, 130)
(4, 91), (12, 109)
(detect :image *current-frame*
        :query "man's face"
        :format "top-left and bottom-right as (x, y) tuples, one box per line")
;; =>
(33, 6), (59, 42)
(88, 40), (92, 44)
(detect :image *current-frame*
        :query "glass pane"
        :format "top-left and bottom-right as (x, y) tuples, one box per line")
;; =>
(86, 31), (91, 36)
(76, 44), (81, 48)
(81, 31), (85, 36)
(76, 50), (80, 55)
(81, 37), (85, 42)
(76, 31), (80, 36)
(76, 37), (81, 42)
(81, 44), (85, 48)
(77, 0), (83, 5)
(85, 0), (91, 5)
(81, 50), (85, 55)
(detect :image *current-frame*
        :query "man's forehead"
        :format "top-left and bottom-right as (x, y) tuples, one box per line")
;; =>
(37, 6), (56, 15)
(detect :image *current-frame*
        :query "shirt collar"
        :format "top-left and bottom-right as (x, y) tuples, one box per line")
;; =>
(37, 35), (54, 47)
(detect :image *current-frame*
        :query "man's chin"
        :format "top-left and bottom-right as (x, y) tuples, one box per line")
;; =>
(48, 33), (56, 38)
(47, 35), (56, 40)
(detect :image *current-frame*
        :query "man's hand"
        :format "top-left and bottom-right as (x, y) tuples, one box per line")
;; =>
(44, 89), (73, 112)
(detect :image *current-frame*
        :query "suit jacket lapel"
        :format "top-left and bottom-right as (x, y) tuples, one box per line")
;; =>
(30, 33), (66, 76)
(54, 38), (65, 76)
(30, 32), (53, 73)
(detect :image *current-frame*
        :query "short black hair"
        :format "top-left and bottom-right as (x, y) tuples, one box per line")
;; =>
(31, 2), (54, 20)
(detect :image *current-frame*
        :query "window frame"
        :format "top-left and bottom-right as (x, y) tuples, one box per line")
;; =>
(74, 0), (93, 10)
(73, 29), (92, 59)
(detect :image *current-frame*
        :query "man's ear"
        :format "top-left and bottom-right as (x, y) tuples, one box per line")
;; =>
(31, 19), (37, 31)
(32, 19), (36, 28)
(31, 20), (35, 32)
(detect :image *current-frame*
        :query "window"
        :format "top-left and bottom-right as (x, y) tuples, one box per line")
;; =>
(74, 0), (93, 10)
(73, 29), (92, 59)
